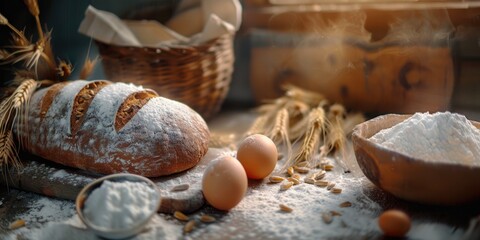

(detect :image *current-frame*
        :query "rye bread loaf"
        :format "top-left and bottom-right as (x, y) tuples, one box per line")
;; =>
(19, 80), (210, 177)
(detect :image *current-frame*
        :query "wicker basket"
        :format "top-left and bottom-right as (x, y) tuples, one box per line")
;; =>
(96, 34), (234, 120)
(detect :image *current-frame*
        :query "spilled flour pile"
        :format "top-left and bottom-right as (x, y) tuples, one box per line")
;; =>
(370, 112), (480, 166)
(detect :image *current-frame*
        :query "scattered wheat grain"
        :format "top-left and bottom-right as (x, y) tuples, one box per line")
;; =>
(339, 201), (352, 208)
(324, 164), (334, 171)
(8, 219), (25, 230)
(280, 181), (293, 191)
(199, 215), (216, 223)
(314, 171), (326, 180)
(314, 180), (328, 187)
(174, 211), (189, 221)
(293, 166), (309, 174)
(269, 175), (285, 183)
(170, 184), (189, 192)
(322, 212), (333, 224)
(327, 183), (336, 190)
(287, 177), (300, 185)
(287, 167), (294, 176)
(304, 177), (315, 184)
(331, 188), (342, 194)
(184, 220), (196, 233)
(279, 204), (293, 213)
(331, 211), (342, 216)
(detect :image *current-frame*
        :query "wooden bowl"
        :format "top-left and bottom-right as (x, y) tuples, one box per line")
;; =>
(352, 114), (480, 205)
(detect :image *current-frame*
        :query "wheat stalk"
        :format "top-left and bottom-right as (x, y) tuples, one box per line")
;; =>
(323, 104), (346, 154)
(0, 14), (7, 25)
(0, 130), (21, 179)
(0, 13), (30, 46)
(13, 79), (37, 150)
(12, 79), (37, 108)
(24, 0), (43, 41)
(268, 108), (289, 143)
(79, 57), (98, 80)
(284, 107), (327, 172)
(56, 60), (73, 80)
(0, 79), (38, 173)
(267, 108), (292, 162)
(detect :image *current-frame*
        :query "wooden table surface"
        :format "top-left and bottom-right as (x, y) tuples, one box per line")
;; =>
(1, 110), (480, 240)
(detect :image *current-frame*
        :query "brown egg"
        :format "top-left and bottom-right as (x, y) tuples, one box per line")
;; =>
(202, 155), (248, 211)
(237, 134), (278, 179)
(378, 209), (411, 237)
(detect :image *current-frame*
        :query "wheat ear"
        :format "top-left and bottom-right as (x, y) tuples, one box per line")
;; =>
(267, 108), (292, 162)
(0, 130), (20, 170)
(284, 107), (326, 172)
(0, 79), (38, 174)
(323, 103), (346, 155)
(13, 79), (37, 149)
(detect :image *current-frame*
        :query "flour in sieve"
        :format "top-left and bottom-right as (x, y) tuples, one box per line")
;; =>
(370, 112), (480, 166)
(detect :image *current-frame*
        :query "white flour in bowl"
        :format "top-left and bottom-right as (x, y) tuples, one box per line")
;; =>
(83, 180), (159, 229)
(370, 112), (480, 166)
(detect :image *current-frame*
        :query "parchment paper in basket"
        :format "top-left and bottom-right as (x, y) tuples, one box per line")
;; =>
(78, 6), (141, 47)
(191, 14), (235, 44)
(78, 1), (241, 48)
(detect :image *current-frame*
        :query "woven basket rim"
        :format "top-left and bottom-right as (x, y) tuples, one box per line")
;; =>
(95, 33), (234, 52)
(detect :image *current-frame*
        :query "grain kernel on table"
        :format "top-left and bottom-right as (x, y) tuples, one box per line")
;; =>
(287, 177), (300, 185)
(200, 215), (216, 223)
(304, 177), (315, 184)
(279, 204), (293, 213)
(324, 164), (334, 171)
(170, 183), (189, 192)
(314, 171), (326, 180)
(339, 201), (352, 208)
(184, 220), (196, 233)
(174, 211), (189, 221)
(331, 188), (342, 194)
(327, 183), (336, 190)
(269, 175), (285, 183)
(8, 219), (26, 230)
(280, 181), (294, 190)
(293, 166), (309, 174)
(331, 210), (342, 216)
(314, 180), (329, 187)
(287, 167), (294, 176)
(292, 173), (301, 180)
(322, 212), (333, 224)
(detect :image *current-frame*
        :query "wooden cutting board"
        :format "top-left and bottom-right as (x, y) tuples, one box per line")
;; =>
(0, 148), (229, 214)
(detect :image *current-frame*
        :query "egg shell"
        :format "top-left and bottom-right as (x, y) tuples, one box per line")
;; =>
(378, 209), (411, 237)
(202, 155), (248, 211)
(237, 134), (278, 179)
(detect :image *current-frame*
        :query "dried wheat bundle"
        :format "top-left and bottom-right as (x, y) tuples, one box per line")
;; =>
(245, 85), (365, 173)
(0, 0), (97, 175)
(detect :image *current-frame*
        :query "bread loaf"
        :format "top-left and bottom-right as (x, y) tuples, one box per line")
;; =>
(19, 80), (210, 177)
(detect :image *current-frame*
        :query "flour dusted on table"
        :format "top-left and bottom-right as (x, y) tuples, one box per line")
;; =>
(370, 112), (480, 166)
(83, 180), (159, 229)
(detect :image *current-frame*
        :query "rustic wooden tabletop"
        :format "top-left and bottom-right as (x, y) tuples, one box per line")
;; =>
(0, 111), (479, 240)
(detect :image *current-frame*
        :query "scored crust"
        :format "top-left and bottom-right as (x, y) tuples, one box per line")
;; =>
(24, 80), (210, 177)
(39, 81), (69, 120)
(71, 81), (110, 134)
(115, 90), (158, 132)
